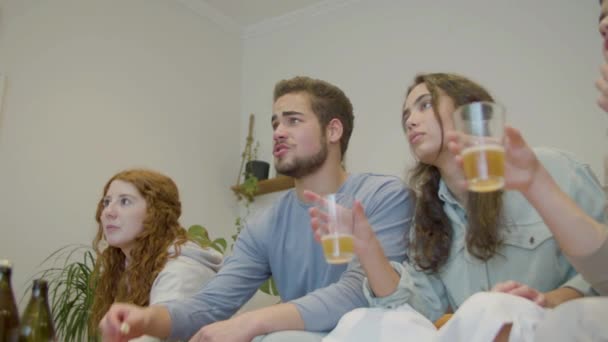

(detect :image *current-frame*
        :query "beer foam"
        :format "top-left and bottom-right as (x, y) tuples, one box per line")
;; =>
(462, 144), (505, 154)
(320, 233), (354, 240)
(0, 259), (12, 268)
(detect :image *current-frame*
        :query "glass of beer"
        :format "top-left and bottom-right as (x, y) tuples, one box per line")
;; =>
(316, 193), (355, 264)
(453, 101), (506, 192)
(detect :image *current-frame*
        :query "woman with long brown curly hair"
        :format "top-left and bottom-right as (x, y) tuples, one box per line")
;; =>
(308, 73), (606, 341)
(88, 169), (223, 341)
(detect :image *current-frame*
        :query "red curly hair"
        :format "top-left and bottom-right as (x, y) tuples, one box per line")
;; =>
(88, 169), (188, 333)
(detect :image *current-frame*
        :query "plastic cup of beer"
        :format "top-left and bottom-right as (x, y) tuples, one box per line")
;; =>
(452, 101), (506, 192)
(316, 193), (355, 264)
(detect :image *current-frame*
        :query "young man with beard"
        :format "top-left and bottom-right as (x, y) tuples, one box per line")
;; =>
(99, 76), (413, 342)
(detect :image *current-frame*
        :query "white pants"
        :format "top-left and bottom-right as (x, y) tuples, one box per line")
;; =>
(324, 292), (580, 342)
(534, 297), (608, 341)
(253, 294), (608, 342)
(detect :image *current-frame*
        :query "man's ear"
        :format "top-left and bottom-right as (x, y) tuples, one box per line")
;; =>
(326, 118), (343, 144)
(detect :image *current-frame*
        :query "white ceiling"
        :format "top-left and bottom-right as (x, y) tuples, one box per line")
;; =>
(202, 0), (327, 27)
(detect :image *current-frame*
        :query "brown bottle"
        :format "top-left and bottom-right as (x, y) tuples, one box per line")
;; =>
(18, 280), (55, 342)
(0, 260), (19, 342)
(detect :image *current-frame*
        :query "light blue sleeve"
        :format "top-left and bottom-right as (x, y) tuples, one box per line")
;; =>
(292, 179), (413, 331)
(363, 261), (449, 322)
(163, 221), (271, 340)
(545, 150), (608, 295)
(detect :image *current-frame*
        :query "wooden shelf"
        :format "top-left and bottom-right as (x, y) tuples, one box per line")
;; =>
(231, 176), (295, 197)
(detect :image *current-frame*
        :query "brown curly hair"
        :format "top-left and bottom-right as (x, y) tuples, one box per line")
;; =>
(274, 76), (354, 160)
(88, 169), (188, 333)
(404, 73), (504, 273)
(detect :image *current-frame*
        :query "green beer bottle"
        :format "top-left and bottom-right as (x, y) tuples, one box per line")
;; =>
(0, 260), (19, 342)
(18, 280), (55, 342)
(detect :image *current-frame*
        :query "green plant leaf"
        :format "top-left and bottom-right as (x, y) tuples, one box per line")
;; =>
(240, 175), (258, 202)
(210, 238), (227, 254)
(188, 225), (210, 240)
(259, 277), (279, 296)
(188, 225), (212, 249)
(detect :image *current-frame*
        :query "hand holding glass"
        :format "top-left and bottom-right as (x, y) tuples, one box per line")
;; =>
(315, 194), (355, 264)
(453, 101), (506, 192)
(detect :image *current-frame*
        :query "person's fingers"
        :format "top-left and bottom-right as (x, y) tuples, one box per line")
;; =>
(100, 311), (119, 338)
(601, 63), (608, 82)
(445, 130), (455, 139)
(598, 94), (608, 113)
(504, 126), (526, 149)
(308, 207), (318, 218)
(101, 332), (122, 342)
(99, 316), (112, 341)
(309, 216), (319, 230)
(188, 330), (203, 342)
(308, 207), (329, 224)
(595, 75), (608, 98)
(116, 310), (135, 341)
(533, 293), (547, 307)
(454, 154), (463, 166)
(353, 201), (365, 220)
(597, 72), (608, 106)
(457, 178), (468, 191)
(596, 77), (605, 93)
(447, 140), (461, 155)
(352, 201), (371, 237)
(446, 141), (465, 168)
(595, 64), (608, 112)
(491, 280), (520, 292)
(303, 190), (323, 204)
(445, 132), (464, 155)
(309, 206), (331, 242)
(102, 324), (120, 341)
(445, 130), (461, 144)
(309, 217), (323, 242)
(507, 285), (539, 302)
(595, 77), (607, 95)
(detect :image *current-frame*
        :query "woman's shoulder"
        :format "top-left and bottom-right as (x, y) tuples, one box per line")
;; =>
(149, 241), (222, 304)
(534, 147), (602, 198)
(533, 147), (587, 173)
(167, 241), (223, 272)
(347, 173), (407, 191)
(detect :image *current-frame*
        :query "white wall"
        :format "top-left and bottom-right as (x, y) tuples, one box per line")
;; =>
(242, 0), (608, 181)
(0, 0), (242, 304)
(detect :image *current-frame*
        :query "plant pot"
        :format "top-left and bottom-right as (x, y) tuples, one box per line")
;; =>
(245, 160), (270, 180)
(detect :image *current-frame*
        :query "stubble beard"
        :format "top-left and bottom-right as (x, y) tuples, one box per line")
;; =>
(275, 137), (329, 179)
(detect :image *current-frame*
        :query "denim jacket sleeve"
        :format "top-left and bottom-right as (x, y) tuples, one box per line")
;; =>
(363, 261), (449, 322)
(538, 148), (608, 295)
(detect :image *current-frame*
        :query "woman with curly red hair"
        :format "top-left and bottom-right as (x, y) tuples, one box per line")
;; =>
(88, 169), (223, 341)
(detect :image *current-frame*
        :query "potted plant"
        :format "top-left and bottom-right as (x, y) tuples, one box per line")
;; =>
(231, 113), (261, 252)
(23, 244), (96, 341)
(233, 114), (270, 202)
(230, 114), (278, 296)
